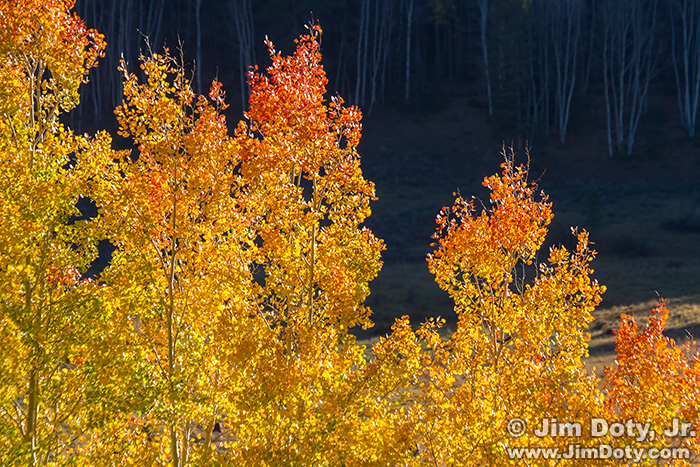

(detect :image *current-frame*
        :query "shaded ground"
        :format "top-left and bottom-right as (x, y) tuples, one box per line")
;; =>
(357, 85), (700, 369)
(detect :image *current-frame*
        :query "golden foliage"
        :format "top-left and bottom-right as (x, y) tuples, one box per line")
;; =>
(1, 2), (698, 465)
(0, 0), (105, 465)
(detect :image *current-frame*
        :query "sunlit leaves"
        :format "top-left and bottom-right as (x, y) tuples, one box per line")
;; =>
(221, 24), (390, 465)
(414, 148), (607, 465)
(79, 23), (388, 466)
(3, 3), (698, 465)
(240, 24), (383, 344)
(0, 0), (106, 465)
(0, 0), (104, 119)
(85, 47), (255, 465)
(604, 303), (700, 465)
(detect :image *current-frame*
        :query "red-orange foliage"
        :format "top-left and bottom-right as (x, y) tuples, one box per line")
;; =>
(604, 302), (700, 465)
(2, 2), (699, 464)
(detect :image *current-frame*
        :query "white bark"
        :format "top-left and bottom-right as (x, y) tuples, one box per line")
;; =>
(670, 0), (700, 138)
(361, 0), (371, 105)
(368, 0), (393, 114)
(550, 0), (582, 145)
(531, 0), (551, 134)
(355, 0), (369, 104)
(379, 1), (395, 106)
(405, 0), (414, 105)
(476, 0), (493, 116)
(602, 0), (659, 157)
(231, 0), (256, 107)
(581, 0), (595, 96)
(194, 0), (203, 95)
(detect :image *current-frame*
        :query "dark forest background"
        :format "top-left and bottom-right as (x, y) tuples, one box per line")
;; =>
(74, 0), (700, 156)
(72, 0), (700, 346)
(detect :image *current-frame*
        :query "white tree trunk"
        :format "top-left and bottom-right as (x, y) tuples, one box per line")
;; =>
(195, 0), (203, 95)
(602, 0), (658, 157)
(231, 0), (256, 107)
(550, 0), (582, 145)
(477, 0), (493, 116)
(405, 0), (414, 105)
(670, 0), (700, 138)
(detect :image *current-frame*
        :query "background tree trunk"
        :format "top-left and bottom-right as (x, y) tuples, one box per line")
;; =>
(550, 0), (582, 145)
(405, 0), (415, 105)
(476, 0), (493, 116)
(670, 0), (700, 138)
(231, 0), (256, 108)
(602, 0), (659, 157)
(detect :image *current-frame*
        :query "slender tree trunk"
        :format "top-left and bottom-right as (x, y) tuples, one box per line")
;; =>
(361, 0), (371, 105)
(369, 0), (390, 114)
(405, 0), (414, 104)
(26, 296), (39, 466)
(602, 0), (658, 157)
(477, 0), (493, 116)
(447, 13), (453, 80)
(147, 0), (166, 48)
(335, 23), (345, 94)
(194, 0), (203, 95)
(379, 2), (393, 105)
(670, 0), (700, 138)
(107, 0), (120, 109)
(532, 0), (551, 136)
(369, 0), (380, 112)
(168, 209), (180, 466)
(231, 0), (255, 108)
(168, 142), (180, 466)
(603, 7), (614, 157)
(626, 1), (657, 156)
(24, 75), (41, 465)
(551, 0), (582, 145)
(581, 0), (595, 96)
(355, 0), (367, 104)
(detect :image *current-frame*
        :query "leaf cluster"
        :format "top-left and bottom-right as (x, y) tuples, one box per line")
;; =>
(1, 3), (698, 466)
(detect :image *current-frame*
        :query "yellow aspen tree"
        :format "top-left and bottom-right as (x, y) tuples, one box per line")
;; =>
(603, 303), (700, 465)
(81, 49), (258, 465)
(0, 0), (106, 465)
(225, 25), (394, 465)
(414, 149), (608, 465)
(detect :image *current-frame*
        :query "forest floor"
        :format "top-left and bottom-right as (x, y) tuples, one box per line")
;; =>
(357, 83), (700, 374)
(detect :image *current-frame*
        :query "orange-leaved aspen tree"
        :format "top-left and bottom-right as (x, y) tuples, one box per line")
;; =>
(82, 49), (258, 465)
(412, 148), (608, 465)
(0, 0), (106, 465)
(603, 302), (700, 465)
(227, 25), (393, 465)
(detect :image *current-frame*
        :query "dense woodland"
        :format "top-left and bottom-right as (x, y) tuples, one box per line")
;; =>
(74, 0), (700, 158)
(3, 1), (700, 464)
